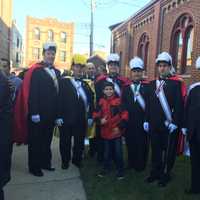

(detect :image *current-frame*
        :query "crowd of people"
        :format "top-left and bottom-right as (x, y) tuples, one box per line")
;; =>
(1, 42), (200, 200)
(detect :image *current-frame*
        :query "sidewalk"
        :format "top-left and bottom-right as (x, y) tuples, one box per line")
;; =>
(4, 138), (87, 200)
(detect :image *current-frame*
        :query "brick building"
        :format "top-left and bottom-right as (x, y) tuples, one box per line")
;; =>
(110, 0), (200, 84)
(26, 16), (74, 70)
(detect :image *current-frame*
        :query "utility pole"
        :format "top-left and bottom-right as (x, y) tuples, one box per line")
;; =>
(90, 0), (95, 56)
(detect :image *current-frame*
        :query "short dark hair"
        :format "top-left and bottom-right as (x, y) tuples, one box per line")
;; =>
(102, 81), (114, 90)
(1, 58), (10, 68)
(107, 61), (120, 66)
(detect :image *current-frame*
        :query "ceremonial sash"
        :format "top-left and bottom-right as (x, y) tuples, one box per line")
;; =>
(130, 84), (145, 111)
(106, 77), (121, 96)
(70, 78), (89, 112)
(155, 80), (172, 123)
(188, 82), (200, 95)
(44, 67), (59, 92)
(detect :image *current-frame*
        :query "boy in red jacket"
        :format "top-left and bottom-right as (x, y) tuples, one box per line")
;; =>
(93, 81), (128, 179)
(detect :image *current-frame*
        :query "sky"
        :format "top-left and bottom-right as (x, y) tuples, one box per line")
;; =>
(13, 0), (151, 54)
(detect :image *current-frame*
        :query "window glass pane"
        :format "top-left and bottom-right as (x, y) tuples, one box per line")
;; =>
(32, 48), (40, 60)
(186, 28), (194, 67)
(60, 32), (67, 43)
(60, 51), (66, 62)
(176, 32), (183, 71)
(48, 30), (54, 41)
(34, 28), (40, 40)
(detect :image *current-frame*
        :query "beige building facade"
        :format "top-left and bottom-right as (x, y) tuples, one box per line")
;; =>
(26, 16), (74, 70)
(0, 0), (12, 60)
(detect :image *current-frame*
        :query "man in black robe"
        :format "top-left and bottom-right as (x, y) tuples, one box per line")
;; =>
(95, 53), (130, 162)
(144, 52), (184, 187)
(56, 55), (94, 169)
(185, 57), (200, 194)
(0, 68), (12, 200)
(122, 57), (149, 171)
(28, 42), (60, 176)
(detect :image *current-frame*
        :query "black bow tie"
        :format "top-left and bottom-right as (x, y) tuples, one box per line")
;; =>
(133, 81), (140, 85)
(48, 66), (54, 70)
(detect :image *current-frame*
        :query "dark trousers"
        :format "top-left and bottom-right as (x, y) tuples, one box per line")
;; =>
(89, 138), (97, 156)
(59, 123), (86, 165)
(103, 137), (124, 173)
(189, 129), (200, 192)
(96, 125), (104, 162)
(125, 126), (149, 171)
(28, 120), (54, 171)
(150, 128), (178, 178)
(0, 188), (4, 200)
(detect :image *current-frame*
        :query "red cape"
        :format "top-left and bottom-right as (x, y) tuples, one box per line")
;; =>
(13, 62), (43, 144)
(169, 75), (187, 155)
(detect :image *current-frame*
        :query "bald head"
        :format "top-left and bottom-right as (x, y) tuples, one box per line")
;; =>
(86, 62), (96, 78)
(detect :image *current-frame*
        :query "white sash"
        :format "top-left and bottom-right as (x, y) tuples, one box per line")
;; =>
(130, 84), (145, 111)
(188, 82), (200, 95)
(44, 67), (59, 92)
(70, 78), (89, 112)
(106, 77), (121, 96)
(155, 80), (172, 123)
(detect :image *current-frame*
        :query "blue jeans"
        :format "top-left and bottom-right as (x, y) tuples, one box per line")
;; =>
(103, 137), (124, 173)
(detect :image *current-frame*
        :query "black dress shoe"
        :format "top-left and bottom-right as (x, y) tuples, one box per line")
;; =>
(158, 174), (171, 187)
(145, 175), (159, 183)
(62, 163), (69, 170)
(29, 169), (44, 177)
(41, 166), (55, 171)
(185, 189), (200, 195)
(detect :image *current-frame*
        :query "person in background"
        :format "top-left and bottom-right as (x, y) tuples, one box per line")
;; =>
(144, 52), (184, 187)
(93, 81), (128, 180)
(13, 42), (60, 177)
(122, 57), (149, 171)
(84, 62), (97, 157)
(56, 54), (94, 169)
(0, 58), (22, 101)
(0, 67), (13, 200)
(95, 53), (130, 163)
(184, 57), (200, 194)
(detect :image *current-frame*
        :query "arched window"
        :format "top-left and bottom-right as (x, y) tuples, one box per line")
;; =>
(60, 32), (67, 43)
(171, 13), (194, 74)
(138, 33), (149, 70)
(48, 30), (54, 41)
(33, 28), (40, 40)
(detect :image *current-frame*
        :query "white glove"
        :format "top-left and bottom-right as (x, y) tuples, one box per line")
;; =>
(181, 128), (187, 136)
(88, 118), (93, 127)
(168, 123), (178, 134)
(55, 118), (64, 126)
(31, 114), (40, 123)
(143, 122), (149, 133)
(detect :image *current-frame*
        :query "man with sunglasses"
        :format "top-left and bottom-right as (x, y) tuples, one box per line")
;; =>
(144, 52), (184, 187)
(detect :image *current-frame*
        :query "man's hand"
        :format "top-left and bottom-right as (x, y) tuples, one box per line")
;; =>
(101, 117), (107, 125)
(55, 118), (64, 127)
(31, 114), (40, 123)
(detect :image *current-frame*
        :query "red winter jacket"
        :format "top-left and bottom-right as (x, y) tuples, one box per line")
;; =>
(93, 96), (128, 140)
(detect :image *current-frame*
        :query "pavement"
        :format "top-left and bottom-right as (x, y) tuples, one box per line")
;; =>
(4, 137), (87, 200)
